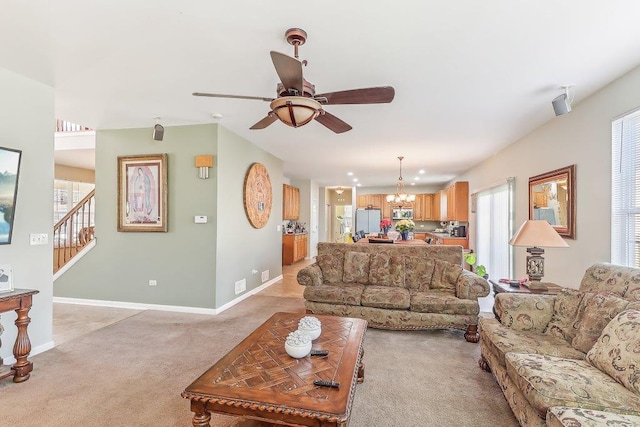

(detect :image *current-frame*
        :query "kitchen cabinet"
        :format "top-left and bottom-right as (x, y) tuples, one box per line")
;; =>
(445, 181), (469, 222)
(282, 234), (307, 265)
(283, 184), (300, 220)
(435, 190), (447, 221)
(414, 193), (434, 221)
(425, 232), (469, 249)
(357, 194), (384, 209)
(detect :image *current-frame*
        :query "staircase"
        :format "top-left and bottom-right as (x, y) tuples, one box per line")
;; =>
(53, 189), (95, 274)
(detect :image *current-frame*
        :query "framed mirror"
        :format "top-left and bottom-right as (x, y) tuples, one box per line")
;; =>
(529, 164), (576, 239)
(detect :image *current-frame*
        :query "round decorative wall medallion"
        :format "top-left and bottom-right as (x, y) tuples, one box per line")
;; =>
(243, 163), (273, 229)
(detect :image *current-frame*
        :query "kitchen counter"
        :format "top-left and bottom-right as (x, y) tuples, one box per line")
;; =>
(426, 232), (467, 240)
(425, 232), (469, 249)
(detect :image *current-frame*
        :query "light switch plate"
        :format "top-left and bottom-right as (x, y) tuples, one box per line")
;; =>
(194, 215), (207, 224)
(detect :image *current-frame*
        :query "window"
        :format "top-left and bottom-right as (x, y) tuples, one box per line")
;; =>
(53, 180), (95, 223)
(475, 178), (515, 280)
(612, 108), (640, 267)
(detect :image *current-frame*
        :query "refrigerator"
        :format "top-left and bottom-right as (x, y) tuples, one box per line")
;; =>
(355, 209), (382, 234)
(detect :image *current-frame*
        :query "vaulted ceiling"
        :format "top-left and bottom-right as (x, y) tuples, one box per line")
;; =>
(5, 1), (640, 187)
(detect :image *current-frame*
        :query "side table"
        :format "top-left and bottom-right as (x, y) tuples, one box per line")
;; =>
(490, 280), (563, 296)
(0, 288), (39, 383)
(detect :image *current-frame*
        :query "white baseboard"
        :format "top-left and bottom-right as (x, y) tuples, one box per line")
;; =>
(52, 273), (284, 316)
(3, 340), (55, 365)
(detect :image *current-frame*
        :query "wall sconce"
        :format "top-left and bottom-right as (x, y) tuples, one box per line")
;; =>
(195, 155), (214, 179)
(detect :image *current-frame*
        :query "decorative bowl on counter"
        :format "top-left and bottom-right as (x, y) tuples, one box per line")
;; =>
(285, 330), (312, 358)
(298, 316), (322, 340)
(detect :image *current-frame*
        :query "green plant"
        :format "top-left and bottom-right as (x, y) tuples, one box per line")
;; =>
(464, 252), (487, 278)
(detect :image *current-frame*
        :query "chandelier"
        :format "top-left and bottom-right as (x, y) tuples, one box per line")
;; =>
(386, 156), (415, 205)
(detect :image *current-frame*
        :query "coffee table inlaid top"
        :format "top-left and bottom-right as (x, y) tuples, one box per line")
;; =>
(182, 312), (367, 424)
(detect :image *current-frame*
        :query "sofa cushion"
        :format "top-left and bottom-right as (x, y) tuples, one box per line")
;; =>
(586, 309), (640, 394)
(303, 283), (364, 306)
(368, 252), (405, 287)
(479, 318), (585, 368)
(495, 293), (555, 333)
(505, 353), (640, 419)
(544, 288), (585, 342)
(410, 290), (478, 315)
(580, 262), (640, 300)
(571, 293), (629, 353)
(547, 406), (640, 427)
(361, 286), (410, 310)
(430, 259), (462, 292)
(316, 251), (343, 284)
(403, 256), (435, 290)
(343, 251), (370, 284)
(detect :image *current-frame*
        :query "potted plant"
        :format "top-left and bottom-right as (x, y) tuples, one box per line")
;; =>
(464, 252), (488, 279)
(380, 218), (393, 236)
(395, 219), (415, 240)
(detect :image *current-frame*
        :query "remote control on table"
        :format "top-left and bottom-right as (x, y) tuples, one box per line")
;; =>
(313, 379), (340, 388)
(310, 349), (329, 356)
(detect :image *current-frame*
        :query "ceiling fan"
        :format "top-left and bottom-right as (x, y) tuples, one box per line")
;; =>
(193, 28), (395, 134)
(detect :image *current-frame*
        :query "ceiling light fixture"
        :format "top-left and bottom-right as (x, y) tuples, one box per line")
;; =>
(270, 96), (322, 128)
(334, 187), (344, 195)
(386, 156), (416, 206)
(552, 85), (575, 117)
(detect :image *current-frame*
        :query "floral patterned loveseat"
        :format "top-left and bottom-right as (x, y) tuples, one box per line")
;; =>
(297, 242), (489, 342)
(479, 263), (640, 426)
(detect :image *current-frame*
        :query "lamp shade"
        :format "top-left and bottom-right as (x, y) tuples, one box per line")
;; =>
(509, 220), (569, 248)
(270, 96), (322, 128)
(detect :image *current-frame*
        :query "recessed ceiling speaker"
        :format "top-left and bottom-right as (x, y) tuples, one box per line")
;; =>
(153, 123), (164, 141)
(552, 93), (571, 116)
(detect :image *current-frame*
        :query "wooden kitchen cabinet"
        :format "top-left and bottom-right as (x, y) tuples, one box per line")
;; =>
(357, 194), (383, 209)
(445, 181), (469, 222)
(283, 184), (300, 220)
(435, 189), (447, 221)
(282, 234), (307, 265)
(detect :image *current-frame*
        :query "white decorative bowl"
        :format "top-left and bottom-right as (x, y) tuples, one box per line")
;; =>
(298, 316), (322, 340)
(285, 330), (312, 358)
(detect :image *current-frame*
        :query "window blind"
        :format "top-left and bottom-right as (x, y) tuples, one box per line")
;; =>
(612, 108), (640, 267)
(475, 179), (514, 279)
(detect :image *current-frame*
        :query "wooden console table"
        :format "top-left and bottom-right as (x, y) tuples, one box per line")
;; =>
(0, 289), (39, 383)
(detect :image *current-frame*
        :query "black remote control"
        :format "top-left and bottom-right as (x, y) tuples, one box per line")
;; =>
(313, 379), (340, 388)
(310, 349), (329, 356)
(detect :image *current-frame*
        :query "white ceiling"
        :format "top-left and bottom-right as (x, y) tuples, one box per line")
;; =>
(4, 1), (640, 187)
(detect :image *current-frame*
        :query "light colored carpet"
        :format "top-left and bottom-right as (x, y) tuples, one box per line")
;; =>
(0, 294), (517, 426)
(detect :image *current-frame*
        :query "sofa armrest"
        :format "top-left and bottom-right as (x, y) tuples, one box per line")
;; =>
(494, 293), (556, 333)
(456, 270), (490, 300)
(297, 263), (323, 287)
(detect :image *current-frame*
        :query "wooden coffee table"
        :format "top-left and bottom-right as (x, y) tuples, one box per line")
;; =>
(182, 312), (367, 427)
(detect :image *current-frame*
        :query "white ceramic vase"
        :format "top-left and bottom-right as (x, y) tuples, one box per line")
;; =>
(298, 316), (322, 341)
(285, 330), (312, 358)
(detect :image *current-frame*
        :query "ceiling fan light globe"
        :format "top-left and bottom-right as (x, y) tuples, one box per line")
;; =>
(270, 96), (321, 128)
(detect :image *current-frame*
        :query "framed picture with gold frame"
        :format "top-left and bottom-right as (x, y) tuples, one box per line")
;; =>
(117, 154), (168, 232)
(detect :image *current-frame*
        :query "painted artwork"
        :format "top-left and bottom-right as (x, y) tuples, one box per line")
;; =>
(117, 154), (168, 232)
(0, 147), (22, 244)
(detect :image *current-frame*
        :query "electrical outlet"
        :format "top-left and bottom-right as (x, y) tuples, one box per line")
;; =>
(261, 270), (269, 283)
(235, 279), (246, 294)
(149, 280), (157, 286)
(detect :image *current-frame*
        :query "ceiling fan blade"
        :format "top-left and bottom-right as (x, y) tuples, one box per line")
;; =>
(315, 86), (395, 105)
(270, 51), (303, 95)
(315, 111), (352, 134)
(250, 114), (278, 130)
(192, 92), (274, 102)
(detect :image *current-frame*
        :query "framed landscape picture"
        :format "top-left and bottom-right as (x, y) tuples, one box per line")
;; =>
(117, 154), (168, 232)
(0, 147), (22, 244)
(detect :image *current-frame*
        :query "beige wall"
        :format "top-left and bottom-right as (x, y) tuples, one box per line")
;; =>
(456, 64), (640, 288)
(55, 164), (95, 183)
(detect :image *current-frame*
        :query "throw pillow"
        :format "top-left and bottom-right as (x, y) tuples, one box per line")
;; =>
(544, 288), (585, 342)
(571, 293), (630, 353)
(343, 251), (370, 284)
(368, 252), (391, 286)
(403, 256), (435, 290)
(430, 259), (462, 292)
(586, 309), (640, 394)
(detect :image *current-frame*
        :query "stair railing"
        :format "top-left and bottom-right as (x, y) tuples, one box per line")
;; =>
(53, 189), (95, 273)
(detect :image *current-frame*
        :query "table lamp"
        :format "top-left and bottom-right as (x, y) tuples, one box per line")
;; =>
(509, 220), (568, 289)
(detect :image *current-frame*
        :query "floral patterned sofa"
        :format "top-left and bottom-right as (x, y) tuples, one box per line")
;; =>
(479, 263), (640, 426)
(296, 242), (489, 342)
